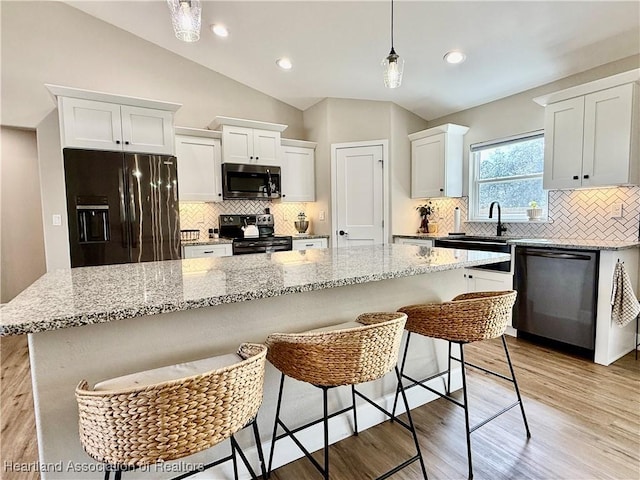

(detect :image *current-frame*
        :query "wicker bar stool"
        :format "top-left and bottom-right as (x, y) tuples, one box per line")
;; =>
(393, 291), (530, 479)
(75, 343), (268, 480)
(265, 312), (428, 480)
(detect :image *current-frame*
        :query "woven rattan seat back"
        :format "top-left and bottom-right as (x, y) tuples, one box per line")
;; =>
(265, 312), (407, 387)
(75, 343), (267, 469)
(399, 291), (517, 343)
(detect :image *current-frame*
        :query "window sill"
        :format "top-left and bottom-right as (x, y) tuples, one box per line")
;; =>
(466, 218), (552, 224)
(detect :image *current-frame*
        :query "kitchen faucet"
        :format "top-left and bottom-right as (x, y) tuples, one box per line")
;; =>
(489, 201), (507, 236)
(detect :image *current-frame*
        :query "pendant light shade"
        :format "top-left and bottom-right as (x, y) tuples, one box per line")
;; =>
(382, 0), (403, 88)
(167, 0), (201, 43)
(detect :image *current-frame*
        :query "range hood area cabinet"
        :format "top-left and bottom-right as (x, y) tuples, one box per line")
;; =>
(280, 139), (316, 202)
(46, 84), (180, 156)
(535, 70), (640, 190)
(209, 116), (287, 166)
(175, 128), (223, 202)
(409, 123), (469, 198)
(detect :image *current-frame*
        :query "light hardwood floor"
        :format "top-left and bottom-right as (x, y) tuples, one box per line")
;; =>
(1, 335), (638, 479)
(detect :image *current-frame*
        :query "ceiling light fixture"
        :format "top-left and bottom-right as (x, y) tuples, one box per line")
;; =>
(211, 24), (229, 37)
(167, 0), (201, 43)
(276, 57), (293, 70)
(382, 0), (404, 88)
(444, 50), (466, 64)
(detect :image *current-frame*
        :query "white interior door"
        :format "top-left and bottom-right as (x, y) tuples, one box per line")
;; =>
(334, 144), (385, 248)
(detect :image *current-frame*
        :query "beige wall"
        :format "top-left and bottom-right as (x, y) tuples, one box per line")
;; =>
(303, 98), (428, 239)
(0, 1), (305, 137)
(427, 55), (640, 196)
(390, 104), (429, 234)
(0, 127), (46, 302)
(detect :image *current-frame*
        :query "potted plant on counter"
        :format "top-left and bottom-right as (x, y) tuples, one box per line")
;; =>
(527, 201), (543, 221)
(416, 203), (436, 233)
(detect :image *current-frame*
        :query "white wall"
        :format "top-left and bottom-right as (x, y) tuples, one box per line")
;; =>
(0, 127), (46, 302)
(0, 1), (305, 137)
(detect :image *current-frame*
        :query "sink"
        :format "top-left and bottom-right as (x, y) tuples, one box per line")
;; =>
(444, 235), (508, 244)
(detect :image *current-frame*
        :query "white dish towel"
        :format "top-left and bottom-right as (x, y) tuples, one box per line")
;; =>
(610, 261), (640, 327)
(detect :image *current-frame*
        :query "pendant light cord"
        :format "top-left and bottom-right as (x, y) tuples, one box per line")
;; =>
(390, 0), (395, 49)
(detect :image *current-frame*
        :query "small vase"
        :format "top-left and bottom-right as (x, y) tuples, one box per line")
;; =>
(419, 217), (429, 233)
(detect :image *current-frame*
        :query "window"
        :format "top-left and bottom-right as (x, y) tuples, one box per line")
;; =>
(469, 131), (547, 221)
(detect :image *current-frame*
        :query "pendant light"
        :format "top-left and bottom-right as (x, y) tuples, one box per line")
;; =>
(167, 0), (202, 43)
(382, 0), (404, 88)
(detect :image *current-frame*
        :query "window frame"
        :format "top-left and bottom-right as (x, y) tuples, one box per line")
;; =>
(468, 130), (548, 222)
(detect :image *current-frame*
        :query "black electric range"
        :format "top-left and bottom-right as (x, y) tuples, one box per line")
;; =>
(219, 214), (292, 255)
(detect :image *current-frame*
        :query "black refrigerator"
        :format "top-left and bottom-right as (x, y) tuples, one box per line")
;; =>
(64, 148), (181, 267)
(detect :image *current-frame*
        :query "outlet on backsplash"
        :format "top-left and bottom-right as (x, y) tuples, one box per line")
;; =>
(610, 202), (623, 219)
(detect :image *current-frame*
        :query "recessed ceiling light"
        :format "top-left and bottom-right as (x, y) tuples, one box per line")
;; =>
(210, 24), (228, 37)
(276, 57), (293, 70)
(444, 50), (466, 64)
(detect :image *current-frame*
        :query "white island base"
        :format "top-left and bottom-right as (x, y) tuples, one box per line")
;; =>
(29, 268), (468, 479)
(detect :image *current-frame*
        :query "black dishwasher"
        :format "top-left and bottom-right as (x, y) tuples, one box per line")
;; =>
(513, 247), (599, 355)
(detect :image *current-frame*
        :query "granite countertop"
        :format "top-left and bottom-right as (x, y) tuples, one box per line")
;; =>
(181, 238), (233, 246)
(0, 245), (508, 336)
(290, 234), (330, 240)
(393, 234), (640, 251)
(506, 238), (640, 250)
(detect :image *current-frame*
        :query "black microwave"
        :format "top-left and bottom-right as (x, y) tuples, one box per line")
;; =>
(222, 163), (281, 200)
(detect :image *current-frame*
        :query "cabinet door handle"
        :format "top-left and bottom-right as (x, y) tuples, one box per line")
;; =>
(583, 174), (590, 179)
(116, 140), (121, 144)
(282, 194), (286, 198)
(439, 188), (444, 192)
(256, 156), (259, 160)
(125, 141), (130, 145)
(250, 156), (254, 160)
(203, 251), (214, 254)
(218, 193), (222, 197)
(305, 244), (314, 247)
(572, 175), (579, 180)
(468, 275), (473, 279)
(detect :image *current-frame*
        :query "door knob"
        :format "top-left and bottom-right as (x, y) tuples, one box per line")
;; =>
(339, 230), (348, 236)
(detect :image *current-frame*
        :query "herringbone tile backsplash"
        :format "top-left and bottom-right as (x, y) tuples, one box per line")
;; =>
(420, 186), (640, 241)
(179, 200), (309, 239)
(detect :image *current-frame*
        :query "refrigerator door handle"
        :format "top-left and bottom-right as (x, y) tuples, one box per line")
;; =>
(119, 167), (130, 250)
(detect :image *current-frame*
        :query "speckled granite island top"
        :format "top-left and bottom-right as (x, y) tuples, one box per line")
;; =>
(0, 244), (509, 336)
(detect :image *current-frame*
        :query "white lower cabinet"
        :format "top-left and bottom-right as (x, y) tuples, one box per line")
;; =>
(292, 238), (328, 250)
(182, 244), (232, 259)
(394, 238), (434, 247)
(464, 268), (513, 292)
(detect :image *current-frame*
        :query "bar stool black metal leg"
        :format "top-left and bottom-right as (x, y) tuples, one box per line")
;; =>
(501, 335), (531, 438)
(446, 341), (453, 395)
(351, 384), (359, 435)
(104, 469), (110, 480)
(251, 418), (267, 479)
(392, 332), (412, 419)
(394, 366), (429, 480)
(267, 373), (286, 477)
(459, 344), (473, 480)
(322, 386), (330, 480)
(114, 470), (122, 480)
(231, 437), (239, 480)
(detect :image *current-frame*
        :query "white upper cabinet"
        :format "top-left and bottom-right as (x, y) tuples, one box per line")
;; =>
(281, 140), (316, 202)
(209, 116), (287, 166)
(536, 71), (639, 189)
(175, 128), (222, 202)
(120, 105), (174, 155)
(409, 123), (469, 198)
(50, 85), (180, 155)
(221, 126), (281, 165)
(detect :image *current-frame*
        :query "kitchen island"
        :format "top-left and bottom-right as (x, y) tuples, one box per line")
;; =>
(1, 244), (509, 479)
